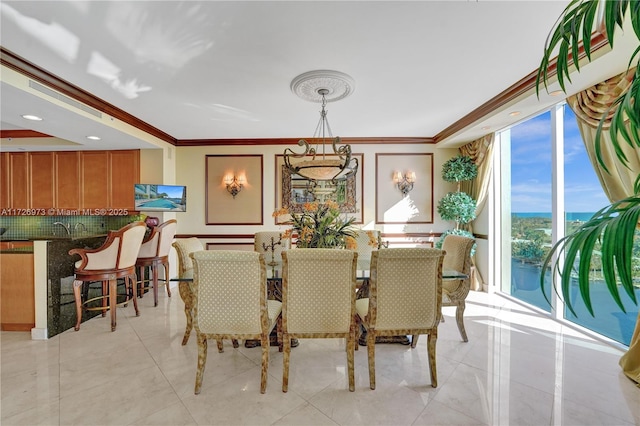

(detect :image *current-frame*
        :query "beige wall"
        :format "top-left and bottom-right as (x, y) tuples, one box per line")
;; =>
(173, 143), (459, 244)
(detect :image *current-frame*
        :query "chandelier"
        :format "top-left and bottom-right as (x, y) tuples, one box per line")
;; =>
(283, 70), (358, 185)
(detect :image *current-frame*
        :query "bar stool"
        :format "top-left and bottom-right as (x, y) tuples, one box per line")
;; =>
(69, 222), (147, 331)
(136, 219), (177, 307)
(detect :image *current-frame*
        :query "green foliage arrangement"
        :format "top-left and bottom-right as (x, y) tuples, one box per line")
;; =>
(536, 0), (640, 315)
(437, 191), (476, 226)
(274, 200), (356, 249)
(441, 155), (479, 183)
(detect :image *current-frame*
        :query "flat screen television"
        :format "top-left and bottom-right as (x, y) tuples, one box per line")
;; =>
(134, 184), (187, 212)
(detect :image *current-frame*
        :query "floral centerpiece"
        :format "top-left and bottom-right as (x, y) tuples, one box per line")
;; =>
(274, 201), (357, 248)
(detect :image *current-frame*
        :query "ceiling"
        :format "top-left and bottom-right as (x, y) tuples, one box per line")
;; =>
(0, 1), (637, 152)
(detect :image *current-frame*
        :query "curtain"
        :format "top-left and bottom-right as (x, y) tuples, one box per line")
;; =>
(568, 68), (639, 201)
(567, 68), (640, 385)
(459, 133), (494, 291)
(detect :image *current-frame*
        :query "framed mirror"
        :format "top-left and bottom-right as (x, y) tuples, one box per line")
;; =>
(275, 154), (363, 224)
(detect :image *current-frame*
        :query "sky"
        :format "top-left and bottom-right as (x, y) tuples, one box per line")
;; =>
(509, 106), (609, 213)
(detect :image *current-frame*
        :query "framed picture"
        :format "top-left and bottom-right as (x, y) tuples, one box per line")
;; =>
(205, 155), (263, 225)
(275, 153), (363, 224)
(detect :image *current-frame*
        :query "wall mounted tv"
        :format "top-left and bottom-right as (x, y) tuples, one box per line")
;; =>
(134, 184), (187, 212)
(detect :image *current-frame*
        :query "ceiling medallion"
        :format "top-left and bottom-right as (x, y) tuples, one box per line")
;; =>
(284, 70), (358, 189)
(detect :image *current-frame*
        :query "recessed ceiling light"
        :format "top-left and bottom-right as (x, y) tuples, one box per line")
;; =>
(86, 135), (101, 140)
(481, 126), (491, 130)
(509, 111), (521, 117)
(550, 90), (564, 97)
(21, 114), (43, 121)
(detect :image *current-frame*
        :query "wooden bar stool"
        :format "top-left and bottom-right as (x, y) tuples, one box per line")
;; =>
(69, 222), (147, 331)
(136, 219), (177, 307)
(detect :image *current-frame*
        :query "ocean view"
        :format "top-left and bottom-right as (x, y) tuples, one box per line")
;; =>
(510, 212), (638, 346)
(513, 212), (596, 221)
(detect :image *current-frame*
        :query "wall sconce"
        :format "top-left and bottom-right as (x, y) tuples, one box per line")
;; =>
(393, 171), (416, 196)
(223, 174), (246, 198)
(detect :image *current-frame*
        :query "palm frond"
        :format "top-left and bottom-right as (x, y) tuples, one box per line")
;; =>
(541, 196), (640, 316)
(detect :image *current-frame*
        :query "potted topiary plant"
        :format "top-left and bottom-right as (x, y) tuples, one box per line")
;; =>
(436, 154), (479, 249)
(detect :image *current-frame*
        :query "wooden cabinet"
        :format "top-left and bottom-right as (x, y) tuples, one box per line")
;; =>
(109, 150), (139, 210)
(0, 150), (140, 212)
(29, 152), (55, 209)
(55, 152), (81, 210)
(8, 152), (29, 209)
(0, 153), (9, 209)
(0, 243), (35, 331)
(80, 151), (110, 209)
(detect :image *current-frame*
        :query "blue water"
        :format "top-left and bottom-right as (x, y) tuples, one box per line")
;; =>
(510, 259), (638, 346)
(513, 212), (596, 221)
(138, 199), (178, 208)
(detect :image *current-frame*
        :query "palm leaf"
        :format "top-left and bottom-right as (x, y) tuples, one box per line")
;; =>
(541, 196), (640, 316)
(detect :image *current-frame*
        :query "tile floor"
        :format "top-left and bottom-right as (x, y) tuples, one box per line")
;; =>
(2, 289), (639, 425)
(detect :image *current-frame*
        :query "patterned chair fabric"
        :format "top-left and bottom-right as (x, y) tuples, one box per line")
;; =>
(441, 234), (475, 342)
(254, 231), (290, 265)
(355, 247), (444, 389)
(191, 250), (282, 394)
(69, 221), (147, 332)
(173, 237), (204, 274)
(281, 249), (358, 392)
(172, 238), (238, 349)
(172, 237), (204, 345)
(136, 219), (177, 306)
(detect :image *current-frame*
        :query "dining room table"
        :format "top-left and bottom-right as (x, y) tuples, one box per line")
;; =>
(170, 257), (468, 347)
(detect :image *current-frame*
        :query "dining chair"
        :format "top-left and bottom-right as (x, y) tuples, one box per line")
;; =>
(69, 221), (147, 331)
(281, 248), (358, 392)
(190, 250), (282, 394)
(352, 229), (380, 262)
(136, 219), (177, 307)
(254, 231), (290, 266)
(172, 238), (239, 349)
(355, 247), (445, 389)
(440, 234), (476, 342)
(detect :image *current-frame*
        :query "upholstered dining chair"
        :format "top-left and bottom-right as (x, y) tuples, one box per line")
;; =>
(254, 231), (290, 266)
(69, 221), (147, 332)
(355, 248), (445, 389)
(281, 249), (358, 392)
(136, 219), (177, 307)
(172, 238), (238, 349)
(440, 234), (476, 342)
(190, 250), (282, 394)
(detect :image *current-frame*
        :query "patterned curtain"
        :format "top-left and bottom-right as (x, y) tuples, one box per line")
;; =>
(458, 133), (494, 291)
(567, 68), (639, 385)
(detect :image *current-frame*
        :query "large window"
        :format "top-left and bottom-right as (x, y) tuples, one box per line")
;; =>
(507, 111), (552, 312)
(500, 104), (638, 345)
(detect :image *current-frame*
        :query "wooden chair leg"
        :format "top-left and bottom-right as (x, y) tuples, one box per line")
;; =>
(128, 274), (140, 316)
(427, 331), (438, 388)
(138, 266), (145, 298)
(101, 280), (108, 316)
(367, 329), (376, 390)
(260, 333), (269, 394)
(109, 279), (118, 331)
(282, 334), (291, 392)
(347, 329), (355, 392)
(151, 264), (159, 307)
(194, 334), (208, 394)
(216, 339), (224, 353)
(73, 280), (83, 331)
(456, 302), (468, 342)
(162, 260), (171, 297)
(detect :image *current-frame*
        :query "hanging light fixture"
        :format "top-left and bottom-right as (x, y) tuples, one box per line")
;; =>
(284, 70), (358, 185)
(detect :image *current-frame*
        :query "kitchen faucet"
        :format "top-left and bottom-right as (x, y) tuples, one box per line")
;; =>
(74, 222), (87, 233)
(53, 222), (71, 235)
